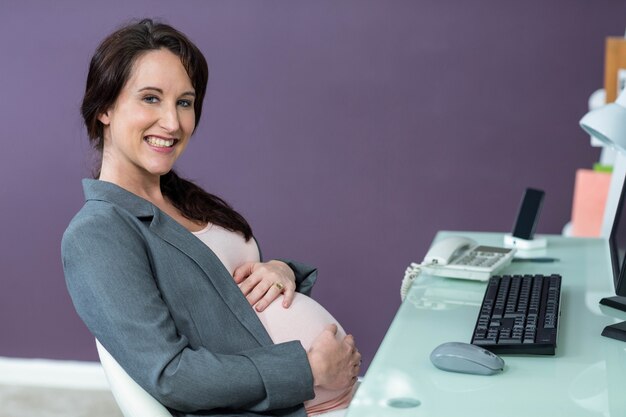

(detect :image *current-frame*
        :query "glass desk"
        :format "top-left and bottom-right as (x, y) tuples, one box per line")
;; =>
(346, 231), (626, 417)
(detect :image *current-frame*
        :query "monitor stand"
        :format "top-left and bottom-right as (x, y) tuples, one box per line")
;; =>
(600, 296), (626, 311)
(600, 296), (626, 342)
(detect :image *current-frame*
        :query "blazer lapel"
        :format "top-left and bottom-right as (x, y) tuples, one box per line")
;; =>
(149, 210), (273, 346)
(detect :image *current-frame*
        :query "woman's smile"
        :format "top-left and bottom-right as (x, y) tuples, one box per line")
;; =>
(144, 135), (179, 152)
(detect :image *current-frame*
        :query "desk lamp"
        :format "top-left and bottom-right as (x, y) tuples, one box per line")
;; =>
(580, 88), (626, 151)
(580, 88), (626, 238)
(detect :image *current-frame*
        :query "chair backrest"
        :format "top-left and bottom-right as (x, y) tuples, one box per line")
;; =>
(95, 339), (173, 417)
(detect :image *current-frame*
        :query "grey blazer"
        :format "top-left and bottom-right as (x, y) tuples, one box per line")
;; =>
(62, 179), (317, 417)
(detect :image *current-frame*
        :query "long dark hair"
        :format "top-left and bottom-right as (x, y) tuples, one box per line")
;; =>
(81, 18), (252, 240)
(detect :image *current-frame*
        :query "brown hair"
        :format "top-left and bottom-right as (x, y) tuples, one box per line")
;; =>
(81, 19), (252, 240)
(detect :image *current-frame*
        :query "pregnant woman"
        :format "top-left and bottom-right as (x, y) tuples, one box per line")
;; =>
(63, 18), (360, 417)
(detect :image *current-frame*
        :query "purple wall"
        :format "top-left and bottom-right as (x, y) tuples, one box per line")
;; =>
(1, 0), (624, 369)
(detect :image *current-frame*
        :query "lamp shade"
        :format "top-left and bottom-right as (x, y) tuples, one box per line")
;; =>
(580, 88), (626, 153)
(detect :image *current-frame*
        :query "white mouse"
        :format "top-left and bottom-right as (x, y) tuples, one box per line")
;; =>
(430, 342), (505, 375)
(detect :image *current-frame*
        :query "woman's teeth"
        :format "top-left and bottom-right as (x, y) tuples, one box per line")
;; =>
(145, 136), (175, 148)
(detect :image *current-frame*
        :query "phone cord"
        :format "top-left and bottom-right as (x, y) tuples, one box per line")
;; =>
(401, 262), (422, 301)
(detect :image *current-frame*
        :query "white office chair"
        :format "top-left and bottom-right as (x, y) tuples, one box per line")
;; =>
(96, 339), (173, 417)
(96, 339), (357, 417)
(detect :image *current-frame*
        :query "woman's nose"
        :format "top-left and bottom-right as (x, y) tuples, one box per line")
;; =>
(159, 104), (180, 133)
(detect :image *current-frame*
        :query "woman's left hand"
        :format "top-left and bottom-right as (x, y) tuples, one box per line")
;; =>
(233, 260), (296, 312)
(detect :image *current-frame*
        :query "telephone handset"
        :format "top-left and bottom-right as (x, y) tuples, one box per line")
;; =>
(401, 236), (516, 301)
(422, 236), (476, 265)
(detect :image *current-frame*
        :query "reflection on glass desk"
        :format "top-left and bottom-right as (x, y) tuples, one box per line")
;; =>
(346, 231), (626, 417)
(405, 273), (485, 311)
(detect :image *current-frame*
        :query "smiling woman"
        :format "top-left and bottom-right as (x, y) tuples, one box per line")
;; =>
(79, 19), (244, 237)
(63, 19), (360, 417)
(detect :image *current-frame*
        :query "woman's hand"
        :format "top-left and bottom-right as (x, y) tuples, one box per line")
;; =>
(233, 260), (296, 312)
(307, 324), (361, 390)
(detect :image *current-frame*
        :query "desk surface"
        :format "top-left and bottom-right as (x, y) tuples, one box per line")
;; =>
(346, 231), (626, 417)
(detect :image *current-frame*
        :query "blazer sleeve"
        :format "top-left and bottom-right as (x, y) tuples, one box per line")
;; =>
(255, 235), (318, 296)
(277, 259), (317, 296)
(62, 209), (314, 414)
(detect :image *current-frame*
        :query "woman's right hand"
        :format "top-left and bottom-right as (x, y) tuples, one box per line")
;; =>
(307, 324), (361, 390)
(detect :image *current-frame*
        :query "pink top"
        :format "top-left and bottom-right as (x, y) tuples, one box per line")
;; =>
(192, 224), (354, 415)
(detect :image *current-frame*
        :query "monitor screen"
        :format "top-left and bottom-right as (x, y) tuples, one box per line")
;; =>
(609, 172), (626, 296)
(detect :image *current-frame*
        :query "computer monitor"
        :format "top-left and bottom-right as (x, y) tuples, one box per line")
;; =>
(604, 171), (626, 305)
(600, 171), (626, 341)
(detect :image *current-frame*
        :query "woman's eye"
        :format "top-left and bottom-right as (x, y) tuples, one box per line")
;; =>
(178, 99), (193, 108)
(143, 96), (159, 104)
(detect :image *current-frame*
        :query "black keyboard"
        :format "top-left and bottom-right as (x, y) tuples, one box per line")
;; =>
(471, 274), (561, 355)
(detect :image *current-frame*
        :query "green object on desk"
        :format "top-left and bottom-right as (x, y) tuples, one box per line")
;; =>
(594, 163), (613, 173)
(347, 231), (626, 417)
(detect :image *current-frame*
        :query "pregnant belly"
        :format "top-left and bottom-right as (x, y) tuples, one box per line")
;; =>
(255, 293), (346, 349)
(255, 293), (353, 412)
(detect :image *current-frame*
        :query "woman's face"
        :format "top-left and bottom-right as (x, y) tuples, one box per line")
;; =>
(98, 48), (196, 180)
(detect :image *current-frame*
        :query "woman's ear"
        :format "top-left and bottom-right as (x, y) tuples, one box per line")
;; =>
(97, 110), (111, 126)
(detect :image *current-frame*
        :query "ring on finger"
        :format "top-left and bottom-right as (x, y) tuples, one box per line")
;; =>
(274, 282), (285, 291)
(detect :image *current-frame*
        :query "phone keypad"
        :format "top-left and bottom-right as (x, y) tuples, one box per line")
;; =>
(455, 250), (506, 268)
